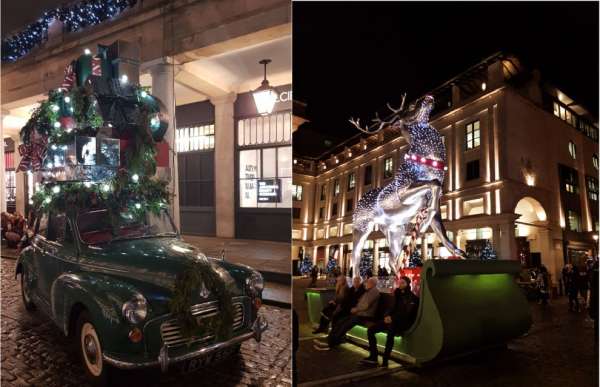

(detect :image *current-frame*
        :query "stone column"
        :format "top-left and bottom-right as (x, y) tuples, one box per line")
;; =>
(498, 222), (517, 260)
(13, 136), (25, 215)
(373, 240), (380, 275)
(0, 121), (5, 213)
(210, 93), (237, 238)
(149, 59), (180, 230)
(421, 235), (428, 260)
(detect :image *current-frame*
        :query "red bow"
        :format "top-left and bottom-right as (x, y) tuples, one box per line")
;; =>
(17, 136), (48, 172)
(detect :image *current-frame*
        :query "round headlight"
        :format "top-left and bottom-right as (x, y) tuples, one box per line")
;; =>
(122, 294), (148, 324)
(246, 272), (264, 294)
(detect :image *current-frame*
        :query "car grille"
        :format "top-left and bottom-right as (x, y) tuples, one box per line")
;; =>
(160, 300), (244, 348)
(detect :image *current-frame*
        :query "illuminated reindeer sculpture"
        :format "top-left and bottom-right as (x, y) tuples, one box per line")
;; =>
(349, 94), (467, 276)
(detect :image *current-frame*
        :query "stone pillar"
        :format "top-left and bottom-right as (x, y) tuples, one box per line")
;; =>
(498, 222), (517, 260)
(492, 225), (501, 252)
(210, 93), (237, 238)
(149, 59), (180, 230)
(0, 122), (5, 213)
(374, 240), (380, 276)
(538, 228), (557, 286)
(421, 236), (428, 260)
(13, 136), (25, 215)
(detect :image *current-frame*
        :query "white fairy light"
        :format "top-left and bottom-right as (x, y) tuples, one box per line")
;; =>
(131, 174), (139, 183)
(135, 203), (141, 209)
(64, 96), (71, 103)
(120, 74), (128, 84)
(54, 121), (61, 128)
(52, 185), (60, 194)
(84, 48), (91, 55)
(51, 104), (59, 112)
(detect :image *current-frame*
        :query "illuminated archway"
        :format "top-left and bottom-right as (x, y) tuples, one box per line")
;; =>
(514, 196), (547, 223)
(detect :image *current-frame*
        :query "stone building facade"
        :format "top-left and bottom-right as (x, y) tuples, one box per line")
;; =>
(292, 53), (599, 288)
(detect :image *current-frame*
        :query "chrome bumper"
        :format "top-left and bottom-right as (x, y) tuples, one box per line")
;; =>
(103, 315), (268, 372)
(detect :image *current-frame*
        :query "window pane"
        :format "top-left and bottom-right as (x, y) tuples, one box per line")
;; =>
(240, 179), (257, 208)
(284, 112), (291, 142)
(244, 120), (250, 145)
(278, 146), (292, 177)
(256, 117), (263, 144)
(270, 115), (277, 142)
(277, 113), (284, 142)
(240, 149), (260, 179)
(250, 118), (257, 145)
(474, 121), (480, 130)
(263, 116), (270, 145)
(278, 177), (292, 208)
(263, 148), (277, 178)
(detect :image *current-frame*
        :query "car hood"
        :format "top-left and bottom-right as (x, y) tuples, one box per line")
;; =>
(78, 237), (245, 298)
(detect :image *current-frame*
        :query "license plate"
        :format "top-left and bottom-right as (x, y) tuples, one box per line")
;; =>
(178, 347), (234, 374)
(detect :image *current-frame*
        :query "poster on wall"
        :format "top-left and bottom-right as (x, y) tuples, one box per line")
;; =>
(257, 179), (281, 203)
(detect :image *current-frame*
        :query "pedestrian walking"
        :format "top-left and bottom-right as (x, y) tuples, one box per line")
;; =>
(536, 265), (550, 306)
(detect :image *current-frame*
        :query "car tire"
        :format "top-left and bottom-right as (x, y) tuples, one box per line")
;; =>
(76, 311), (111, 387)
(20, 269), (35, 311)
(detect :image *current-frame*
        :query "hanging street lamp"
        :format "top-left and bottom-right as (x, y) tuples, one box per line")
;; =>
(252, 59), (278, 116)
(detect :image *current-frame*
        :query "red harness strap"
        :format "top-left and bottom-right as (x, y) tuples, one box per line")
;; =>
(404, 153), (447, 171)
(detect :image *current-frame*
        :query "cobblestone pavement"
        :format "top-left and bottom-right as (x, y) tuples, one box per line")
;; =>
(294, 277), (598, 387)
(1, 259), (292, 387)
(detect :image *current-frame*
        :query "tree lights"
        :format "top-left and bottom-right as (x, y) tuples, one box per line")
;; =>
(2, 0), (137, 62)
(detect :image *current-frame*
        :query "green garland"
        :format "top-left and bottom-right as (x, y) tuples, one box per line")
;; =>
(169, 260), (235, 344)
(21, 87), (103, 145)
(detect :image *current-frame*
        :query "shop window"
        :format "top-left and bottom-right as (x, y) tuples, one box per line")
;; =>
(292, 229), (302, 240)
(176, 124), (215, 152)
(292, 208), (301, 219)
(567, 210), (582, 232)
(347, 172), (356, 191)
(465, 120), (480, 150)
(568, 141), (576, 159)
(346, 198), (354, 213)
(179, 151), (215, 207)
(440, 204), (447, 220)
(587, 177), (598, 201)
(320, 185), (326, 201)
(334, 179), (340, 196)
(332, 203), (338, 217)
(466, 160), (480, 181)
(462, 198), (484, 216)
(344, 223), (353, 235)
(238, 146), (291, 208)
(383, 157), (393, 179)
(593, 154), (598, 170)
(330, 226), (338, 238)
(237, 112), (292, 147)
(364, 165), (373, 185)
(292, 184), (303, 201)
(317, 228), (325, 240)
(553, 102), (577, 127)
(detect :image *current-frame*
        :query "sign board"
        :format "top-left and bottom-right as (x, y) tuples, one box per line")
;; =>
(257, 179), (281, 203)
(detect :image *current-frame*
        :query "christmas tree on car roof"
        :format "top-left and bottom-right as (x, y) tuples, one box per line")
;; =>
(17, 41), (171, 226)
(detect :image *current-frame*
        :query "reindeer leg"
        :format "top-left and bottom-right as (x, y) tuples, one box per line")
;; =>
(430, 212), (467, 259)
(418, 181), (442, 234)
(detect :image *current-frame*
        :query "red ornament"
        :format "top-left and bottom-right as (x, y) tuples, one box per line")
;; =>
(59, 116), (76, 131)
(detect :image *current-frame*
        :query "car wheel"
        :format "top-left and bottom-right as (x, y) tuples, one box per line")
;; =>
(76, 311), (111, 387)
(20, 269), (35, 311)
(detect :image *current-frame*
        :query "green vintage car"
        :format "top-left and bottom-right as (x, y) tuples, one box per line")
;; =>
(16, 207), (267, 385)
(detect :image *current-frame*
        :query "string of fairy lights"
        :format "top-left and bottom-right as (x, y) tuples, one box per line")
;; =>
(2, 0), (137, 62)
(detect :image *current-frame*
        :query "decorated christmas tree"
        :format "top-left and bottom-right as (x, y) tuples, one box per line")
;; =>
(359, 251), (374, 278)
(408, 248), (423, 268)
(299, 256), (314, 275)
(480, 240), (498, 260)
(326, 257), (338, 274)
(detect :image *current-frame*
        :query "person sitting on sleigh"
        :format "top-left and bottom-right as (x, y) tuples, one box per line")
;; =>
(362, 275), (419, 367)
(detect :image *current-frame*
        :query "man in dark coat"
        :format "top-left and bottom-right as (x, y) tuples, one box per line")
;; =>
(363, 276), (419, 367)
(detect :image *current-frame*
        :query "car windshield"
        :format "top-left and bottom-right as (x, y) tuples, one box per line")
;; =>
(77, 209), (177, 245)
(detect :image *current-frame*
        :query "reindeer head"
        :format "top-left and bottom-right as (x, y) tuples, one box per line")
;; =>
(404, 95), (434, 126)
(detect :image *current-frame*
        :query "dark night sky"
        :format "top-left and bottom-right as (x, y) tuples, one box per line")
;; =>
(293, 1), (599, 157)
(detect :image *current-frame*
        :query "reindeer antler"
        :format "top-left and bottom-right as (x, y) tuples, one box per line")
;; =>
(349, 93), (408, 134)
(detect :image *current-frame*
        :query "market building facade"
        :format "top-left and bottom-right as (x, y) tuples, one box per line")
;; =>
(1, 0), (292, 242)
(292, 53), (599, 290)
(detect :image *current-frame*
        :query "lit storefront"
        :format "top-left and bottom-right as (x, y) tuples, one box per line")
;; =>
(236, 85), (292, 241)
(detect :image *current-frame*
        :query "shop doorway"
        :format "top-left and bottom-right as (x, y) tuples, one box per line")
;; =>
(178, 151), (216, 236)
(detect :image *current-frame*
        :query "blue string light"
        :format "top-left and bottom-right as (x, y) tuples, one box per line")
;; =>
(2, 0), (137, 62)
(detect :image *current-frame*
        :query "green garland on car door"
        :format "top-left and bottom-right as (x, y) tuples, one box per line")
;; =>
(169, 259), (235, 343)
